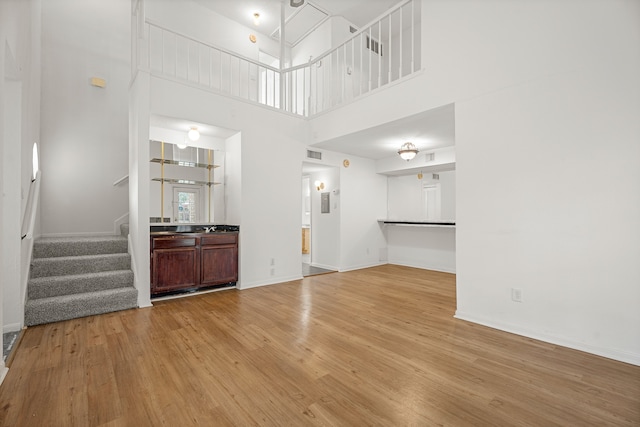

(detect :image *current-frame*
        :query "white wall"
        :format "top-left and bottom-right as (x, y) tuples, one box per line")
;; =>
(307, 0), (640, 364)
(1, 0), (41, 342)
(448, 0), (640, 365)
(335, 152), (388, 271)
(387, 226), (455, 273)
(309, 167), (340, 270)
(141, 76), (307, 294)
(40, 0), (130, 235)
(224, 132), (242, 226)
(385, 171), (456, 273)
(145, 0), (282, 63)
(387, 170), (455, 221)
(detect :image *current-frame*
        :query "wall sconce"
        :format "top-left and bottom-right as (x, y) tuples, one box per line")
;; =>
(315, 180), (325, 191)
(188, 126), (200, 141)
(398, 142), (418, 161)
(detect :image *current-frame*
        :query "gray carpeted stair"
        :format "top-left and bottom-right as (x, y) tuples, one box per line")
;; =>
(25, 232), (138, 326)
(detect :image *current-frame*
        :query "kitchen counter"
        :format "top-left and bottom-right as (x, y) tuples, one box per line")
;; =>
(378, 220), (455, 228)
(150, 224), (239, 234)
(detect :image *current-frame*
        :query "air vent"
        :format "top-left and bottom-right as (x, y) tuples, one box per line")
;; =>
(366, 35), (382, 56)
(307, 150), (322, 160)
(426, 153), (435, 162)
(432, 173), (440, 180)
(349, 25), (358, 34)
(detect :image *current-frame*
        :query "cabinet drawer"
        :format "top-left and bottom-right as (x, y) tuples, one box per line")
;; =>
(153, 236), (197, 249)
(201, 233), (237, 246)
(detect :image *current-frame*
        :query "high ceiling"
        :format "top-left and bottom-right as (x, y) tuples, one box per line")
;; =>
(193, 0), (400, 46)
(311, 104), (455, 160)
(180, 0), (456, 163)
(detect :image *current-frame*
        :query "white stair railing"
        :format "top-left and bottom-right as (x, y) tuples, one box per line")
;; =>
(134, 0), (420, 118)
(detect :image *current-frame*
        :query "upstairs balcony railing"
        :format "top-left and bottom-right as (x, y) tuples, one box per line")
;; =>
(132, 0), (420, 117)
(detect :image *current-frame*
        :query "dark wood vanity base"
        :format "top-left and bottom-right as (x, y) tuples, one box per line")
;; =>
(150, 230), (238, 297)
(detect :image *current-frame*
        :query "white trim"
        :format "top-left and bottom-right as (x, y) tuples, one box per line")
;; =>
(0, 366), (8, 386)
(114, 212), (129, 236)
(40, 231), (115, 238)
(2, 323), (21, 334)
(312, 262), (338, 271)
(113, 175), (129, 186)
(151, 285), (235, 302)
(338, 261), (386, 273)
(454, 311), (640, 367)
(387, 260), (456, 274)
(238, 274), (303, 290)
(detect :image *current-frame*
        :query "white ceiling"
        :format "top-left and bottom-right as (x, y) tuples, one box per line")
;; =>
(193, 0), (400, 45)
(310, 104), (455, 160)
(155, 1), (456, 163)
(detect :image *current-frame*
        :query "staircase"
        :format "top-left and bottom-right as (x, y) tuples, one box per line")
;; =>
(25, 226), (138, 326)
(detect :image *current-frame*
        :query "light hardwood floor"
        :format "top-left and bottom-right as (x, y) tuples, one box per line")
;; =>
(1, 265), (638, 426)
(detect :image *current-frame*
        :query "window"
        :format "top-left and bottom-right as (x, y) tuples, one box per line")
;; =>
(174, 188), (200, 223)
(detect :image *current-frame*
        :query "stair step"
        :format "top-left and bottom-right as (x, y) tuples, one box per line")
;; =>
(28, 270), (134, 299)
(24, 287), (138, 326)
(33, 235), (128, 258)
(31, 253), (131, 278)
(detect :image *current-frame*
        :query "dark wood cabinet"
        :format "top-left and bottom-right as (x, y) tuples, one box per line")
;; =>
(201, 234), (238, 286)
(150, 232), (238, 296)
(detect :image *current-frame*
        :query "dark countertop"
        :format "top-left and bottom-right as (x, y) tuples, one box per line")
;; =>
(150, 224), (239, 234)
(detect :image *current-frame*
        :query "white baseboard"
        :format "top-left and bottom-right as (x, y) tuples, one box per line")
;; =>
(114, 212), (129, 236)
(40, 231), (115, 238)
(239, 274), (303, 290)
(339, 261), (386, 273)
(455, 311), (640, 367)
(2, 323), (22, 334)
(388, 260), (456, 274)
(312, 262), (338, 271)
(0, 366), (8, 386)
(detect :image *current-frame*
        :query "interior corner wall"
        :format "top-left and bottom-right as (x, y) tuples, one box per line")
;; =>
(147, 76), (306, 290)
(1, 0), (42, 334)
(336, 153), (387, 271)
(447, 0), (640, 364)
(39, 0), (130, 236)
(129, 70), (151, 308)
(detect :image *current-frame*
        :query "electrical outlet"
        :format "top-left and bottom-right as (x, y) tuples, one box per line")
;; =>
(511, 288), (523, 302)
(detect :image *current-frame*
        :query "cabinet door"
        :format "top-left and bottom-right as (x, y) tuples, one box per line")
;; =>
(201, 244), (238, 285)
(152, 247), (199, 294)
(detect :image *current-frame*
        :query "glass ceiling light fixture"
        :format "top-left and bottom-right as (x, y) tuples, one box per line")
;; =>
(177, 138), (188, 149)
(398, 142), (419, 161)
(188, 126), (200, 141)
(253, 12), (260, 26)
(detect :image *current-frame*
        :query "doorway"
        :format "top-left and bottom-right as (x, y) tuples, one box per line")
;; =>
(301, 163), (339, 277)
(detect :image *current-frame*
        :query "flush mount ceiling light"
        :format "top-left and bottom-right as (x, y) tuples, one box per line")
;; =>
(188, 126), (200, 141)
(253, 12), (260, 26)
(398, 142), (419, 161)
(290, 0), (304, 7)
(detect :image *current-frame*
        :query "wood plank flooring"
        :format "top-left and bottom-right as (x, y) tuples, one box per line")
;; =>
(0, 265), (638, 426)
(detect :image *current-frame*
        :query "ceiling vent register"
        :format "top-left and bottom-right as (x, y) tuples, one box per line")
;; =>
(307, 150), (322, 160)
